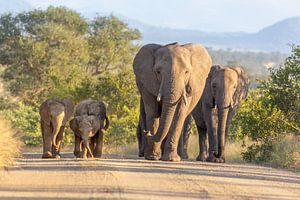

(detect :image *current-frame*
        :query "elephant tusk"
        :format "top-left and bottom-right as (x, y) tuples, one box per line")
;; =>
(157, 93), (162, 102)
(183, 93), (188, 105)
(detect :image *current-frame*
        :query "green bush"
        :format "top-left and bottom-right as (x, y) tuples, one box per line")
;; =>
(3, 103), (41, 145)
(269, 135), (300, 171)
(231, 45), (300, 167)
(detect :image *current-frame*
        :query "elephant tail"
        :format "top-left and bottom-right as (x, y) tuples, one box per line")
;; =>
(102, 115), (110, 131)
(50, 110), (65, 146)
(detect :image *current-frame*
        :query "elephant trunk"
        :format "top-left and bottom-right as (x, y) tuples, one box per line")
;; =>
(151, 101), (177, 143)
(215, 107), (229, 161)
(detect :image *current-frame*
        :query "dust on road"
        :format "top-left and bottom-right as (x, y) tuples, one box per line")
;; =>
(0, 153), (300, 200)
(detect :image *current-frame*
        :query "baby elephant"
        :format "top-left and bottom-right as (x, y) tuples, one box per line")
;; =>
(70, 99), (109, 158)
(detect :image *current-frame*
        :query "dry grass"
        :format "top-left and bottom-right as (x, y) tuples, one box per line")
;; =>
(0, 117), (21, 168)
(186, 134), (245, 163)
(269, 134), (300, 172)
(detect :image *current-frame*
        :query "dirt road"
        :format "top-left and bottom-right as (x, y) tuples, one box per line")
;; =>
(0, 153), (299, 200)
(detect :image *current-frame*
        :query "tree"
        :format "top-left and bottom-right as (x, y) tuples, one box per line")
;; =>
(261, 45), (300, 124)
(0, 7), (142, 146)
(231, 46), (300, 163)
(87, 15), (141, 75)
(0, 7), (89, 104)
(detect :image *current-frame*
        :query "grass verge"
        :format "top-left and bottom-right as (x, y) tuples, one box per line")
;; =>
(0, 117), (21, 168)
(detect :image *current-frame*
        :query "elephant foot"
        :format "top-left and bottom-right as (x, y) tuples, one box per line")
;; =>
(93, 153), (102, 158)
(74, 151), (81, 158)
(42, 151), (53, 159)
(138, 150), (144, 157)
(206, 154), (219, 162)
(215, 157), (226, 163)
(181, 150), (189, 160)
(145, 153), (161, 160)
(196, 154), (207, 162)
(138, 152), (144, 157)
(145, 140), (161, 161)
(54, 154), (61, 159)
(161, 151), (181, 162)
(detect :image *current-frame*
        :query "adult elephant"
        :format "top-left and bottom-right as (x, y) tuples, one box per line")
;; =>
(40, 98), (74, 158)
(133, 43), (212, 161)
(192, 65), (249, 162)
(70, 99), (109, 158)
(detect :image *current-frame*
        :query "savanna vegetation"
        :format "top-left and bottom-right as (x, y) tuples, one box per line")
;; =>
(0, 117), (21, 168)
(0, 6), (298, 170)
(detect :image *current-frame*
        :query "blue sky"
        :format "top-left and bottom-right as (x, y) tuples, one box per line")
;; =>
(26, 0), (300, 32)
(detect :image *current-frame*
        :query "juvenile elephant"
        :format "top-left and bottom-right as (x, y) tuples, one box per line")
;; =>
(192, 65), (249, 162)
(70, 99), (109, 158)
(133, 43), (212, 161)
(40, 98), (74, 158)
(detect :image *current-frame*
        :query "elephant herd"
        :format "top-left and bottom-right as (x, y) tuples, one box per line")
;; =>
(40, 42), (249, 163)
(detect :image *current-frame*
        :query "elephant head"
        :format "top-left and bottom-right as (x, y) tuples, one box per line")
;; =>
(204, 65), (249, 161)
(70, 114), (109, 158)
(134, 43), (212, 161)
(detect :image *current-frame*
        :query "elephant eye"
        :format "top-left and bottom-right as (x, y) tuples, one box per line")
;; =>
(157, 70), (160, 74)
(185, 70), (189, 74)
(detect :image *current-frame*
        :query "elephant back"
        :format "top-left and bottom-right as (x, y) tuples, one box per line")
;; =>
(74, 99), (107, 118)
(40, 99), (65, 125)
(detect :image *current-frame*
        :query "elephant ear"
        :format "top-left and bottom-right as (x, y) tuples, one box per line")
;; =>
(39, 100), (51, 125)
(231, 67), (250, 106)
(182, 44), (212, 97)
(62, 98), (74, 125)
(69, 117), (79, 134)
(133, 44), (162, 96)
(91, 116), (101, 134)
(202, 65), (222, 108)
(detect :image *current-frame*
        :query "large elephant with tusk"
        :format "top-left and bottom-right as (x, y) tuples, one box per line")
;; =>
(133, 43), (212, 161)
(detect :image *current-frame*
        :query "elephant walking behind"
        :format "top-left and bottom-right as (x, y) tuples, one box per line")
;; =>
(191, 65), (249, 162)
(40, 98), (74, 159)
(70, 99), (109, 159)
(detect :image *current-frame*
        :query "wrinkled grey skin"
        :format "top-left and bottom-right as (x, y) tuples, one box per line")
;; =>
(70, 99), (109, 159)
(133, 43), (212, 161)
(191, 65), (249, 163)
(40, 98), (74, 159)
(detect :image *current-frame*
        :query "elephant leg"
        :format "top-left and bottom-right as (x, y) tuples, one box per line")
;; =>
(177, 133), (184, 158)
(180, 115), (193, 159)
(136, 118), (144, 157)
(203, 106), (218, 162)
(142, 91), (161, 160)
(52, 126), (65, 158)
(225, 108), (236, 138)
(74, 134), (81, 158)
(41, 121), (53, 159)
(196, 125), (208, 161)
(93, 131), (104, 158)
(162, 104), (187, 162)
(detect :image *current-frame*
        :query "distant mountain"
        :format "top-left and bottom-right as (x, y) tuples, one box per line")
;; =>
(126, 17), (300, 53)
(0, 3), (298, 53)
(0, 0), (32, 13)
